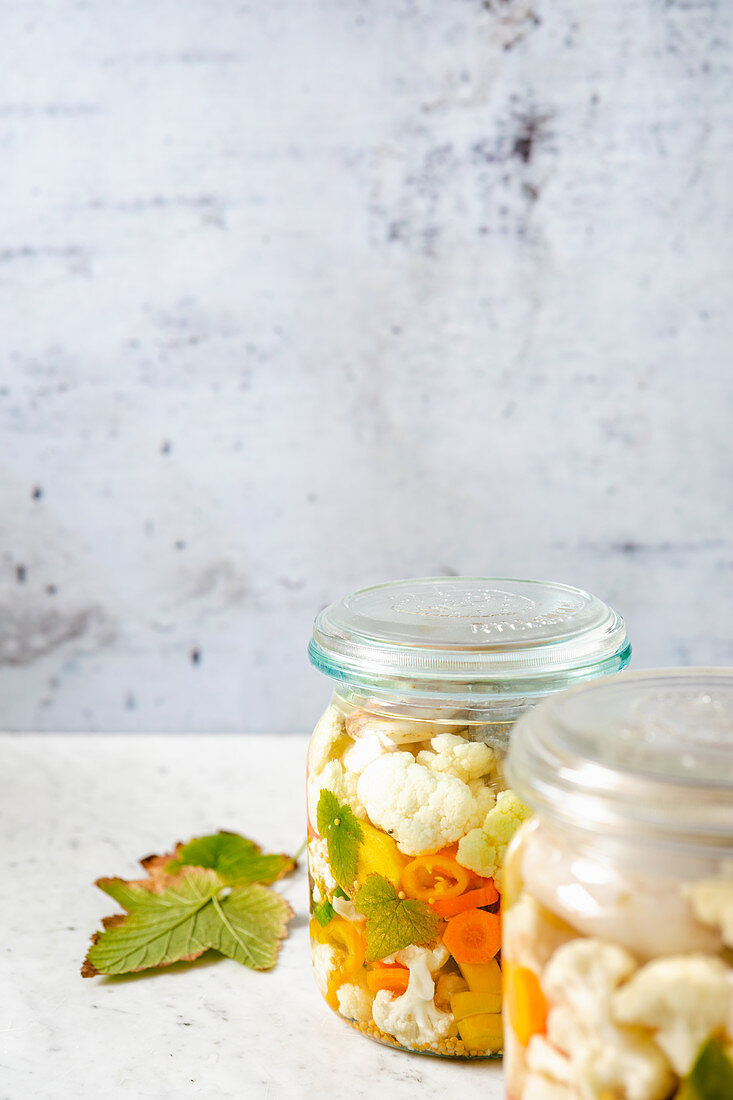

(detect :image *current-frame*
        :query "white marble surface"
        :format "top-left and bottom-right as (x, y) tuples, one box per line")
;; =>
(0, 733), (503, 1098)
(1, 1), (732, 732)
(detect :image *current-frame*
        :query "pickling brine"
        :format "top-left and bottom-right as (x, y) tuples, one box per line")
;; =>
(306, 578), (629, 1056)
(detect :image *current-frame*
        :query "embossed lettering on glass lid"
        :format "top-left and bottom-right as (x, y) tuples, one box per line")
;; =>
(388, 583), (586, 639)
(309, 578), (629, 684)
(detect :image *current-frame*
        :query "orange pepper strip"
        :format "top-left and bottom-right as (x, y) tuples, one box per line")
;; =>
(366, 966), (410, 996)
(504, 963), (548, 1046)
(430, 880), (499, 918)
(443, 908), (501, 964)
(401, 854), (471, 901)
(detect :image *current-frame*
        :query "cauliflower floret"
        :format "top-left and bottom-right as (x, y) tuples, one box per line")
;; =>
(337, 981), (373, 1024)
(457, 789), (532, 887)
(468, 778), (497, 823)
(312, 942), (337, 999)
(307, 759), (367, 828)
(342, 734), (396, 776)
(688, 879), (733, 949)
(372, 943), (456, 1047)
(545, 1007), (669, 1100)
(543, 938), (637, 1025)
(308, 837), (336, 894)
(356, 752), (479, 856)
(332, 895), (365, 922)
(416, 733), (498, 784)
(394, 942), (450, 978)
(538, 939), (675, 1100)
(503, 893), (577, 973)
(523, 1074), (576, 1100)
(520, 828), (723, 959)
(612, 954), (733, 1076)
(309, 704), (351, 774)
(527, 1034), (574, 1084)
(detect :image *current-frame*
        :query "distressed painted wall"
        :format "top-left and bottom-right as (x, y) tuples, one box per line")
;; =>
(1, 0), (732, 731)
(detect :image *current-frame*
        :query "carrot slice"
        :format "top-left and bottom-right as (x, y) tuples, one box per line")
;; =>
(443, 908), (501, 964)
(366, 966), (410, 995)
(430, 880), (499, 918)
(504, 963), (547, 1046)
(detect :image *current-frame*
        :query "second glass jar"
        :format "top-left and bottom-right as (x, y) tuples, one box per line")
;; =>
(306, 577), (630, 1057)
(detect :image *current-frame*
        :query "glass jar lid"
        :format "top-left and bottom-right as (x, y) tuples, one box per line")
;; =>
(506, 668), (733, 850)
(309, 577), (629, 700)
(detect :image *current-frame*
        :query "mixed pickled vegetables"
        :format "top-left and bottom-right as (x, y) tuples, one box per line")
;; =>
(307, 700), (530, 1055)
(503, 822), (733, 1099)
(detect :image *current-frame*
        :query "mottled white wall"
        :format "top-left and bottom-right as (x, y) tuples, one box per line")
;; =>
(1, 0), (731, 732)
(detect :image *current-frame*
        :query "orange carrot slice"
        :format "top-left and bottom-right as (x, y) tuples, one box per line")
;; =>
(430, 880), (499, 918)
(443, 908), (501, 964)
(366, 966), (410, 996)
(504, 963), (548, 1046)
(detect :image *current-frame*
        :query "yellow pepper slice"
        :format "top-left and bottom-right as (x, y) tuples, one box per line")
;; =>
(458, 958), (503, 995)
(401, 854), (471, 901)
(450, 989), (503, 1020)
(311, 916), (366, 1010)
(311, 916), (365, 978)
(356, 821), (409, 889)
(456, 1011), (503, 1052)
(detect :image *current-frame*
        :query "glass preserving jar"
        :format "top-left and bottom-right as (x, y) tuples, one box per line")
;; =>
(305, 577), (629, 1058)
(503, 668), (733, 1100)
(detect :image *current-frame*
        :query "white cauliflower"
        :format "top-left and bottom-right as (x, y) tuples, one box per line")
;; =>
(312, 942), (337, 1000)
(332, 895), (365, 923)
(308, 837), (336, 893)
(612, 954), (733, 1076)
(356, 752), (480, 856)
(307, 759), (367, 828)
(371, 943), (456, 1047)
(543, 938), (637, 1025)
(336, 982), (373, 1024)
(468, 778), (497, 821)
(456, 789), (532, 888)
(503, 893), (576, 973)
(416, 733), (498, 784)
(537, 939), (675, 1100)
(520, 828), (723, 959)
(342, 734), (396, 776)
(527, 1035), (574, 1085)
(688, 879), (733, 949)
(394, 942), (449, 977)
(309, 704), (351, 774)
(523, 1074), (576, 1100)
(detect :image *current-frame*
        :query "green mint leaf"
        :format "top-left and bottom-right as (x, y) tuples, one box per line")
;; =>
(354, 873), (440, 962)
(198, 883), (294, 970)
(679, 1038), (733, 1100)
(316, 789), (363, 891)
(164, 831), (295, 886)
(313, 897), (336, 927)
(82, 868), (223, 976)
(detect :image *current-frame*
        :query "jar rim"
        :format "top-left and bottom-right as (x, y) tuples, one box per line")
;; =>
(309, 576), (630, 701)
(506, 667), (733, 851)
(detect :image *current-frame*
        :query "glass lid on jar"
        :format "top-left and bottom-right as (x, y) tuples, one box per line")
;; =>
(506, 668), (733, 849)
(309, 577), (629, 695)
